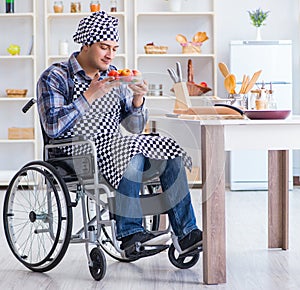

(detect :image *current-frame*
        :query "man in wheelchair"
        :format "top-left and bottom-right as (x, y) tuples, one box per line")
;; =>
(37, 11), (202, 260)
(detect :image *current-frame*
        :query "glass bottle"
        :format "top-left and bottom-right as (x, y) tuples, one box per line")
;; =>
(110, 0), (117, 12)
(267, 90), (277, 110)
(90, 1), (100, 12)
(6, 0), (14, 13)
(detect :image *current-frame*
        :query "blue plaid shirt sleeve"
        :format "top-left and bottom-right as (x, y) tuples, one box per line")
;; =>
(37, 65), (90, 139)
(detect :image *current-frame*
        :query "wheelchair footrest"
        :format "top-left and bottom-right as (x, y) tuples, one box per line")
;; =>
(125, 244), (169, 260)
(179, 245), (202, 258)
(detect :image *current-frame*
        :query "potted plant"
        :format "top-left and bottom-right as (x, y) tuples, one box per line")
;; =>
(248, 8), (270, 40)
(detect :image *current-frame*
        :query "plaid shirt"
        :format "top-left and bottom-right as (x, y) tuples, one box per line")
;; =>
(37, 52), (148, 139)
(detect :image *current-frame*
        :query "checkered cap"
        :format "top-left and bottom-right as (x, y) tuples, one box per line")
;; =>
(73, 11), (119, 45)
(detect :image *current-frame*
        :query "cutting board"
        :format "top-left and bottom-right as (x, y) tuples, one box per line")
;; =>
(174, 106), (243, 116)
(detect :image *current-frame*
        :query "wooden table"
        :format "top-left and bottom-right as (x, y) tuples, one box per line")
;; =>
(152, 116), (300, 285)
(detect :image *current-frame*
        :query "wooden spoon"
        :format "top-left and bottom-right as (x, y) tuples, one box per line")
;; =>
(176, 34), (188, 44)
(239, 74), (248, 94)
(218, 62), (230, 78)
(224, 74), (236, 94)
(244, 70), (262, 94)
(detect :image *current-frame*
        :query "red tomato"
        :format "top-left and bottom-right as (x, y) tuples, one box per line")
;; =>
(200, 82), (208, 87)
(108, 70), (120, 79)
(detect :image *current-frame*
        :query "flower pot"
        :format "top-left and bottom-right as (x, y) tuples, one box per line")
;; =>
(256, 27), (262, 41)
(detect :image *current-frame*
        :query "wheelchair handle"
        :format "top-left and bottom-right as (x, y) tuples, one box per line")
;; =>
(22, 98), (36, 113)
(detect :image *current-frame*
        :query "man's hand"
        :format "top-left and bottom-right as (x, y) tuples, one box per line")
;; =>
(129, 80), (148, 108)
(84, 73), (120, 104)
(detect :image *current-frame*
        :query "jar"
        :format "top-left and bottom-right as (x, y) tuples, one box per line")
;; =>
(254, 89), (268, 110)
(110, 0), (117, 12)
(70, 2), (81, 13)
(147, 84), (163, 96)
(90, 1), (100, 12)
(248, 90), (259, 110)
(53, 1), (63, 13)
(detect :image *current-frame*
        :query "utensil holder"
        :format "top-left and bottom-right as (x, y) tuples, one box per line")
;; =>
(173, 82), (191, 111)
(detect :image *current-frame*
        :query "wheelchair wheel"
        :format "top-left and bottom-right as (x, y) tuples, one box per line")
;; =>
(3, 161), (73, 272)
(168, 244), (200, 269)
(89, 247), (106, 281)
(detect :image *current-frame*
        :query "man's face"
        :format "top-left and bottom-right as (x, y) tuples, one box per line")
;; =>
(86, 40), (119, 71)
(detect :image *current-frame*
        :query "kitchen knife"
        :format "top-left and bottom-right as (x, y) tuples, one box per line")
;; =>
(167, 68), (178, 83)
(176, 61), (183, 82)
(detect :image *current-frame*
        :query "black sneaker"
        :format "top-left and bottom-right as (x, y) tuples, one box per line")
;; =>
(120, 231), (156, 250)
(179, 229), (203, 251)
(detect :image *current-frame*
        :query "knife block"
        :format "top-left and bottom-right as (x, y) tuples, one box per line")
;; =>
(173, 82), (192, 111)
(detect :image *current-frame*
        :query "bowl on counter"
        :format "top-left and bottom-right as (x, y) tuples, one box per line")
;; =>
(244, 110), (291, 120)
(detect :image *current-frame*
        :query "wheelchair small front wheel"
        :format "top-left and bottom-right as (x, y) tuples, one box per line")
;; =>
(89, 247), (106, 281)
(168, 244), (200, 269)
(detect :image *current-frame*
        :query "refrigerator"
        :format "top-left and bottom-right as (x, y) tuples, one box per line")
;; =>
(229, 40), (293, 190)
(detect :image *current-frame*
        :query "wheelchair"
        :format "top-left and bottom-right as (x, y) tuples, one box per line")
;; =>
(2, 99), (202, 281)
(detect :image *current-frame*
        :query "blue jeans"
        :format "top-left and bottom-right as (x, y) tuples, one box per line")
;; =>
(115, 154), (198, 240)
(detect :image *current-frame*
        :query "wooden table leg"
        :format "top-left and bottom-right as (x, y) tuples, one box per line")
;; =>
(268, 150), (289, 250)
(201, 125), (226, 284)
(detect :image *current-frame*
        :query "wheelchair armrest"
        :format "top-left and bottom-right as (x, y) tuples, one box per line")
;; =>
(48, 135), (87, 145)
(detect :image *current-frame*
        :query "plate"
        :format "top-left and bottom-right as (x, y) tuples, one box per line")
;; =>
(244, 110), (291, 120)
(108, 76), (143, 85)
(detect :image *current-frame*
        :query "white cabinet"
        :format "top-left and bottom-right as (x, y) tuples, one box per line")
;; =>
(133, 0), (217, 115)
(44, 0), (128, 68)
(0, 0), (37, 185)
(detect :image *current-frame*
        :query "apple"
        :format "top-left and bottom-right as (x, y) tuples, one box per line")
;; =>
(119, 68), (133, 82)
(7, 44), (20, 56)
(119, 68), (133, 76)
(199, 81), (208, 87)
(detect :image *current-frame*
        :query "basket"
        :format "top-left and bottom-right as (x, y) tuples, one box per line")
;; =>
(144, 45), (168, 54)
(6, 89), (28, 98)
(186, 82), (211, 96)
(182, 44), (201, 54)
(8, 127), (34, 139)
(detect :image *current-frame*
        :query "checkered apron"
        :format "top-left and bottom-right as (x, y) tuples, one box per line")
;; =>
(59, 76), (192, 188)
